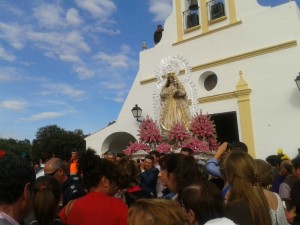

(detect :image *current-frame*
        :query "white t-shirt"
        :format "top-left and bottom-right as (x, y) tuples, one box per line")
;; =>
(205, 218), (236, 225)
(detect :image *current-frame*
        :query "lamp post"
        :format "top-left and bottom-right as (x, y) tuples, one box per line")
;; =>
(131, 104), (142, 122)
(295, 72), (300, 91)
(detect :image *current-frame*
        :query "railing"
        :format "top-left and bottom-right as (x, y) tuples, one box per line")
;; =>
(183, 8), (200, 29)
(207, 0), (226, 22)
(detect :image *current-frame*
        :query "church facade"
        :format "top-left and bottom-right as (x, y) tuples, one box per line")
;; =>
(85, 0), (300, 159)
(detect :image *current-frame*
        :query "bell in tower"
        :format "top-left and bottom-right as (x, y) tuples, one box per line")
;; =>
(188, 0), (198, 10)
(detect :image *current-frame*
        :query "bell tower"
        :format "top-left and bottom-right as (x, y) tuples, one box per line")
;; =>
(174, 0), (238, 42)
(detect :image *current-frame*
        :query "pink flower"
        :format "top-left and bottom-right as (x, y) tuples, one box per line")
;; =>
(182, 137), (210, 153)
(138, 116), (161, 144)
(123, 142), (150, 155)
(156, 143), (172, 153)
(168, 123), (191, 142)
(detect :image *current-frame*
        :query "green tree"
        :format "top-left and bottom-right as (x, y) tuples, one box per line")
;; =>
(0, 138), (31, 159)
(31, 125), (86, 161)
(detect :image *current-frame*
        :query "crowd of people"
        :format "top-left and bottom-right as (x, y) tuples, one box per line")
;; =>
(1, 143), (300, 225)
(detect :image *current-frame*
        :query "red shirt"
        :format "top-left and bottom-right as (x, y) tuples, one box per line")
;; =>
(59, 191), (128, 225)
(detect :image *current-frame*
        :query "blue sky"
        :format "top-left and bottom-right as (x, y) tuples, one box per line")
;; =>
(0, 0), (299, 141)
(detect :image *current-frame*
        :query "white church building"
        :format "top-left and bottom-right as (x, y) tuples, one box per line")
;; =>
(85, 0), (300, 160)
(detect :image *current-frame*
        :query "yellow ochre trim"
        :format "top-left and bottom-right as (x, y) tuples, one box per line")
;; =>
(175, 0), (184, 42)
(236, 71), (255, 158)
(140, 40), (297, 85)
(174, 21), (242, 46)
(198, 71), (256, 157)
(200, 0), (208, 32)
(228, 0), (238, 24)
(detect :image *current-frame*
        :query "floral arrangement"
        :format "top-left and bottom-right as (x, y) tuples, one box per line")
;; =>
(168, 123), (191, 143)
(181, 137), (210, 153)
(123, 111), (219, 156)
(123, 142), (150, 155)
(138, 116), (161, 144)
(156, 142), (172, 153)
(190, 112), (219, 150)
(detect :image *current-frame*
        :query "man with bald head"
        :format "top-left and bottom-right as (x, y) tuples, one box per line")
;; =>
(44, 157), (86, 207)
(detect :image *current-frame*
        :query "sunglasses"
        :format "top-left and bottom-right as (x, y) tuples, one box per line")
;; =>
(45, 168), (60, 176)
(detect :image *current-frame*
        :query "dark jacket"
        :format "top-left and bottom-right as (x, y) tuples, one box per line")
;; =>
(62, 177), (86, 207)
(140, 167), (159, 197)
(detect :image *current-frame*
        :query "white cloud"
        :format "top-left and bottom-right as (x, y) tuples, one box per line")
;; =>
(0, 46), (16, 62)
(0, 22), (24, 49)
(65, 31), (90, 52)
(73, 65), (95, 79)
(75, 0), (117, 19)
(66, 8), (83, 26)
(59, 53), (82, 63)
(104, 96), (124, 103)
(41, 83), (85, 98)
(0, 67), (20, 83)
(149, 0), (172, 22)
(94, 52), (130, 68)
(18, 112), (65, 122)
(2, 100), (27, 112)
(26, 30), (90, 62)
(33, 4), (64, 28)
(101, 81), (127, 90)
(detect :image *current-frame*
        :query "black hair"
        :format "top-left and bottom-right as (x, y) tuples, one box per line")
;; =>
(230, 141), (248, 153)
(78, 148), (119, 191)
(181, 181), (224, 224)
(149, 150), (160, 158)
(0, 151), (35, 204)
(144, 155), (154, 161)
(160, 153), (200, 199)
(292, 156), (300, 169)
(180, 147), (193, 156)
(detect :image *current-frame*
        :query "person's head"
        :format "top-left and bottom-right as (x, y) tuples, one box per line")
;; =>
(149, 151), (160, 165)
(117, 158), (139, 189)
(44, 158), (68, 184)
(0, 150), (35, 222)
(128, 199), (189, 225)
(116, 153), (126, 162)
(228, 141), (248, 153)
(292, 156), (300, 180)
(71, 150), (78, 161)
(255, 159), (273, 189)
(78, 149), (119, 195)
(144, 155), (154, 171)
(222, 151), (272, 225)
(265, 155), (279, 168)
(279, 159), (294, 176)
(106, 152), (116, 163)
(156, 24), (164, 31)
(180, 147), (193, 157)
(33, 176), (61, 225)
(282, 198), (297, 224)
(181, 181), (224, 225)
(159, 153), (200, 199)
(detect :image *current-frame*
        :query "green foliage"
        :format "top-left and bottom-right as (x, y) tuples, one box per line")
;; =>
(0, 138), (31, 160)
(31, 125), (86, 161)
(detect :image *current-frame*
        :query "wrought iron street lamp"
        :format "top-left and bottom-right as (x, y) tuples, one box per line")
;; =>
(131, 104), (142, 122)
(295, 72), (300, 91)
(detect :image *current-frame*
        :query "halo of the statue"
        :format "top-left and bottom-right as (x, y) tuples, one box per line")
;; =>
(153, 55), (199, 126)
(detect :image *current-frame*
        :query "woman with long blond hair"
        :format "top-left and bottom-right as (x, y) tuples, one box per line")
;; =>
(222, 151), (272, 225)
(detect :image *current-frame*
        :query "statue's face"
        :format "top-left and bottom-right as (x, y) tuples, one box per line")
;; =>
(168, 76), (174, 83)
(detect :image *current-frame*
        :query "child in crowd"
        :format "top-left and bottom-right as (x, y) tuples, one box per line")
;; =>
(282, 198), (297, 225)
